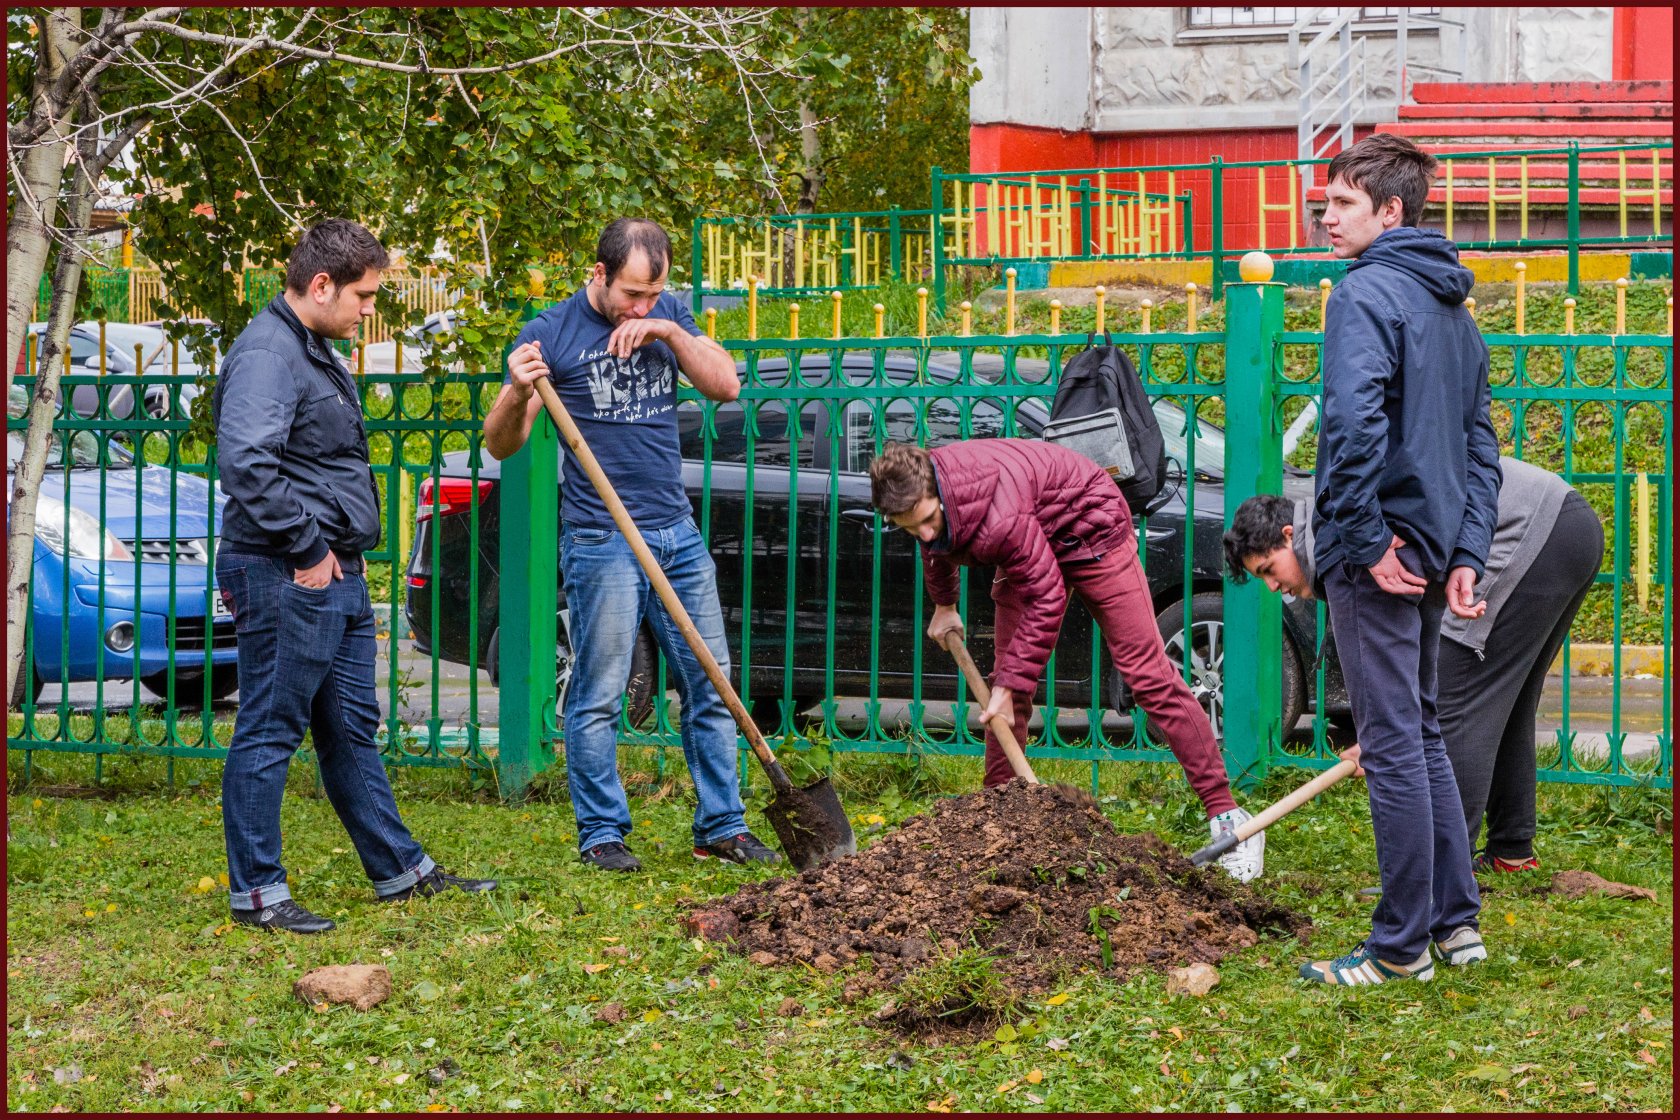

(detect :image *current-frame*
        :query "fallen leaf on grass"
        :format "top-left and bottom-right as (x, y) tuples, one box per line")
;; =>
(1637, 1050), (1657, 1065)
(581, 963), (612, 975)
(995, 1080), (1020, 1094)
(1466, 1063), (1510, 1081)
(1045, 992), (1070, 1006)
(1168, 1026), (1185, 1041)
(1045, 1038), (1069, 1051)
(1026, 1069), (1044, 1084)
(926, 1094), (956, 1113)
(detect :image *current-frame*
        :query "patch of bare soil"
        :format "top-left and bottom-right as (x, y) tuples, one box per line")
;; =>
(689, 782), (1308, 1019)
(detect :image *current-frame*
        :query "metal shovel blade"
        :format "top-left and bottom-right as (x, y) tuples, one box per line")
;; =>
(764, 776), (856, 872)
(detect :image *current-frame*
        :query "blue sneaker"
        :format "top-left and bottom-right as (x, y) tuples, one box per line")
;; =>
(1299, 941), (1434, 985)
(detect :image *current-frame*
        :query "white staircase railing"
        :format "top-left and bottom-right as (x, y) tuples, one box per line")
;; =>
(1290, 8), (1368, 229)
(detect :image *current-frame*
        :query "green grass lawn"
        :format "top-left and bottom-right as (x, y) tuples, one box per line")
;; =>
(6, 750), (1672, 1113)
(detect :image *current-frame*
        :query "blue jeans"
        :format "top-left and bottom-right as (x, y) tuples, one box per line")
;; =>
(1322, 551), (1481, 962)
(216, 551), (433, 910)
(559, 517), (749, 852)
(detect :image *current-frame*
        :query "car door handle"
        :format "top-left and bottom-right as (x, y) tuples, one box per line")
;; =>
(840, 508), (894, 533)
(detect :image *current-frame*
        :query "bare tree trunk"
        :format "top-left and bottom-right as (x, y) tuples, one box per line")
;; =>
(5, 9), (81, 408)
(6, 121), (97, 710)
(795, 101), (824, 215)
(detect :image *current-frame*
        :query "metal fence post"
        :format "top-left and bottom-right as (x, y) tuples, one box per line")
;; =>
(930, 166), (947, 315)
(690, 220), (706, 316)
(495, 309), (559, 800)
(1209, 157), (1226, 301)
(1567, 142), (1581, 296)
(1221, 267), (1285, 789)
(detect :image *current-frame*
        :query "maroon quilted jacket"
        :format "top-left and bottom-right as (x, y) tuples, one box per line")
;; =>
(923, 439), (1134, 692)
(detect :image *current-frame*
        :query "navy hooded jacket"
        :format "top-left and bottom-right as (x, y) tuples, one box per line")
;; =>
(1312, 227), (1501, 584)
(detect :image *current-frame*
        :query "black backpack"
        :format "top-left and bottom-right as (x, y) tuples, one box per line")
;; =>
(1043, 332), (1173, 516)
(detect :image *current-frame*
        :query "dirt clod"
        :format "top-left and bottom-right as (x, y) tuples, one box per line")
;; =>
(1165, 962), (1220, 998)
(292, 964), (391, 1012)
(1549, 870), (1657, 902)
(595, 1002), (625, 1024)
(690, 782), (1307, 1011)
(777, 997), (804, 1017)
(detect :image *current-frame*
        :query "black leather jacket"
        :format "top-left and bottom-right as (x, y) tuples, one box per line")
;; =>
(212, 297), (381, 569)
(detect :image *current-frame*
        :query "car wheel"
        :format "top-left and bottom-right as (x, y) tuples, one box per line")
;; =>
(554, 608), (658, 731)
(1153, 593), (1306, 741)
(749, 693), (820, 734)
(9, 662), (44, 709)
(140, 663), (238, 707)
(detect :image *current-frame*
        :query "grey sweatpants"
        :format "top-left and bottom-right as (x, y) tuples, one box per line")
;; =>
(1437, 493), (1603, 860)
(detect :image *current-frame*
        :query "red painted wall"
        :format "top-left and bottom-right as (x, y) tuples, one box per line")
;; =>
(968, 122), (1376, 257)
(1613, 7), (1675, 81)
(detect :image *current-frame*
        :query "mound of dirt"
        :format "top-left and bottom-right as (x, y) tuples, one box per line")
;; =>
(688, 782), (1308, 1010)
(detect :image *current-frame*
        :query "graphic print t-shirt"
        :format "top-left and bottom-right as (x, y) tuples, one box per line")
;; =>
(511, 287), (704, 530)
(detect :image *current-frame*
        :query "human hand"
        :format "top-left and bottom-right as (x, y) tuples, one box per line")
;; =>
(507, 341), (549, 393)
(1367, 537), (1428, 596)
(605, 317), (671, 359)
(294, 550), (343, 589)
(1339, 742), (1365, 778)
(1445, 566), (1486, 619)
(981, 684), (1014, 726)
(927, 605), (965, 645)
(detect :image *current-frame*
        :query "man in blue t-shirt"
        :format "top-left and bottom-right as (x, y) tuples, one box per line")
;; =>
(484, 218), (779, 872)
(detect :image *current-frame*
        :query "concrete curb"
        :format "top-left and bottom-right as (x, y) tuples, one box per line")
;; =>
(1552, 643), (1666, 678)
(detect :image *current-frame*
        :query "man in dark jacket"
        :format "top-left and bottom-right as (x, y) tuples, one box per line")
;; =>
(214, 219), (495, 934)
(1225, 458), (1603, 876)
(1300, 134), (1501, 985)
(868, 439), (1264, 882)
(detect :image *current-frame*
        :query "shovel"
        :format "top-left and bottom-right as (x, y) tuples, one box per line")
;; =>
(531, 377), (856, 871)
(1188, 757), (1358, 867)
(941, 632), (1038, 783)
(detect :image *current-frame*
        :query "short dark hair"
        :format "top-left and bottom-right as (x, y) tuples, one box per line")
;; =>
(869, 442), (936, 517)
(284, 219), (390, 294)
(1324, 134), (1438, 227)
(597, 218), (671, 286)
(1222, 494), (1295, 584)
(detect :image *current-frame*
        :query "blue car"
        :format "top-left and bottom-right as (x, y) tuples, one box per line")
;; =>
(6, 413), (236, 707)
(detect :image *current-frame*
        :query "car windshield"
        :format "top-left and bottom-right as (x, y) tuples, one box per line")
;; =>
(6, 427), (133, 470)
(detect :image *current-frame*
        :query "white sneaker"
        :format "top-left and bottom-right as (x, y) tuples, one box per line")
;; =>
(1209, 806), (1264, 882)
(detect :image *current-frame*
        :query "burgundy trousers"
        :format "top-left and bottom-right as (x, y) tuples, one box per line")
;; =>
(985, 536), (1238, 817)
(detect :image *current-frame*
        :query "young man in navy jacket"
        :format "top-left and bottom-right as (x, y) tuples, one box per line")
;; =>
(1300, 134), (1502, 985)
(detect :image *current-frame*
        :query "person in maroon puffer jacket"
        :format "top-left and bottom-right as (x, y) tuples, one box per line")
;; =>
(869, 439), (1264, 882)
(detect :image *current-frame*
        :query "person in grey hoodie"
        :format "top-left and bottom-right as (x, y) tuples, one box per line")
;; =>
(1224, 459), (1603, 875)
(1298, 133), (1502, 986)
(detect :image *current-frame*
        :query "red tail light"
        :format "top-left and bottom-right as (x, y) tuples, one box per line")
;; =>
(416, 477), (492, 521)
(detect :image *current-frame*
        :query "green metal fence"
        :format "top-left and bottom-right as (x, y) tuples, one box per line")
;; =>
(6, 348), (504, 783)
(8, 281), (1670, 798)
(933, 141), (1673, 305)
(690, 209), (937, 311)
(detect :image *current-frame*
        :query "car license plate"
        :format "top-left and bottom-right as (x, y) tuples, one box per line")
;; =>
(213, 592), (233, 620)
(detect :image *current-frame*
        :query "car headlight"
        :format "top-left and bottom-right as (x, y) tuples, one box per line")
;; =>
(35, 503), (133, 561)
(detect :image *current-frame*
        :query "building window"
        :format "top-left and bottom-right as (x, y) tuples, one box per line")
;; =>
(1185, 7), (1435, 31)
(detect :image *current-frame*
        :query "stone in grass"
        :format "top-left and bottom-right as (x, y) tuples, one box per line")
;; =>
(1165, 962), (1220, 998)
(293, 964), (392, 1012)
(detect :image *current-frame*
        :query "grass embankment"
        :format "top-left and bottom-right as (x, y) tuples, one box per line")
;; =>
(7, 750), (1671, 1112)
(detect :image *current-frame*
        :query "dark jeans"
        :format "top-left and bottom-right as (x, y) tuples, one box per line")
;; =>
(216, 551), (433, 910)
(988, 537), (1238, 816)
(1438, 494), (1603, 860)
(1322, 550), (1481, 961)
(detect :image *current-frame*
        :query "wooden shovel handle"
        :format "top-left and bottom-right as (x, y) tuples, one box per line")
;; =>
(1234, 757), (1358, 841)
(531, 377), (784, 781)
(942, 632), (1039, 784)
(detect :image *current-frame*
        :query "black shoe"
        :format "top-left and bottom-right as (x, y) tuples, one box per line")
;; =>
(231, 899), (336, 934)
(581, 841), (643, 872)
(694, 831), (783, 865)
(381, 868), (499, 903)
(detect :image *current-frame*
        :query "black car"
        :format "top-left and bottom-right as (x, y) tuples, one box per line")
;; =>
(405, 352), (1346, 736)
